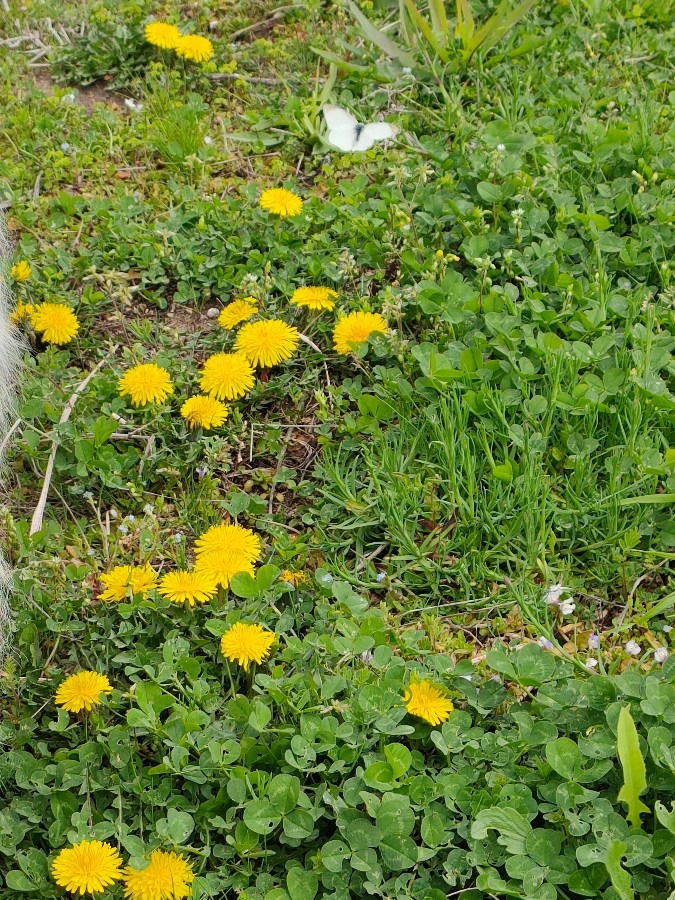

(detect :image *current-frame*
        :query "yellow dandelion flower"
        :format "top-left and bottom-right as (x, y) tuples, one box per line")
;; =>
(99, 565), (158, 602)
(158, 570), (217, 606)
(290, 286), (337, 312)
(220, 622), (275, 670)
(333, 310), (388, 356)
(194, 522), (261, 563)
(118, 363), (173, 407)
(144, 22), (182, 50)
(175, 34), (213, 63)
(194, 550), (255, 589)
(123, 850), (194, 900)
(9, 301), (34, 325)
(280, 569), (306, 587)
(403, 680), (454, 726)
(199, 352), (255, 401)
(259, 188), (303, 218)
(31, 302), (80, 344)
(10, 260), (31, 282)
(55, 671), (112, 714)
(234, 319), (299, 368)
(180, 395), (228, 430)
(218, 298), (258, 330)
(52, 840), (123, 895)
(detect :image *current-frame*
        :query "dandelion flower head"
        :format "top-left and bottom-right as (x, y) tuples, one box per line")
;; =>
(122, 849), (194, 900)
(234, 319), (299, 368)
(11, 260), (31, 282)
(158, 570), (218, 606)
(52, 840), (123, 895)
(176, 34), (213, 63)
(180, 395), (228, 430)
(199, 352), (254, 401)
(99, 565), (157, 602)
(290, 286), (337, 312)
(9, 301), (34, 325)
(194, 522), (261, 563)
(220, 622), (275, 670)
(31, 302), (80, 344)
(194, 550), (255, 588)
(144, 22), (181, 50)
(403, 679), (453, 726)
(333, 310), (387, 356)
(259, 188), (303, 218)
(55, 671), (112, 714)
(118, 363), (173, 407)
(218, 298), (258, 329)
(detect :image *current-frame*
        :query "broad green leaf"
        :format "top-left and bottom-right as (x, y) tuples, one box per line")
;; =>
(616, 706), (650, 828)
(383, 743), (412, 779)
(379, 832), (418, 870)
(268, 774), (300, 815)
(321, 840), (349, 873)
(286, 867), (318, 900)
(471, 807), (532, 854)
(243, 800), (281, 835)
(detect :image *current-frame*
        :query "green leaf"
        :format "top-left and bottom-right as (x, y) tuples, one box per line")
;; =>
(321, 840), (349, 872)
(616, 706), (650, 828)
(5, 871), (39, 891)
(471, 807), (532, 854)
(243, 800), (281, 835)
(268, 774), (300, 815)
(286, 867), (318, 900)
(166, 809), (194, 844)
(379, 832), (418, 870)
(344, 0), (414, 65)
(229, 571), (259, 598)
(375, 793), (415, 836)
(604, 841), (634, 900)
(383, 743), (412, 779)
(248, 700), (272, 733)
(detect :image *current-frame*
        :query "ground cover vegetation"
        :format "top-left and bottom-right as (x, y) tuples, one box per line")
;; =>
(0, 0), (674, 896)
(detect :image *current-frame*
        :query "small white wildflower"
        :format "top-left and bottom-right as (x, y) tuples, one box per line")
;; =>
(586, 658), (598, 669)
(124, 98), (143, 111)
(60, 142), (70, 151)
(375, 572), (386, 582)
(654, 647), (668, 664)
(361, 650), (373, 664)
(125, 514), (135, 523)
(587, 633), (600, 650)
(538, 637), (554, 650)
(83, 491), (94, 501)
(401, 66), (412, 75)
(544, 583), (569, 605)
(497, 143), (506, 151)
(560, 601), (576, 615)
(625, 640), (642, 657)
(143, 503), (154, 515)
(196, 465), (208, 479)
(174, 532), (183, 544)
(204, 136), (213, 146)
(664, 625), (672, 633)
(118, 524), (129, 534)
(61, 93), (76, 105)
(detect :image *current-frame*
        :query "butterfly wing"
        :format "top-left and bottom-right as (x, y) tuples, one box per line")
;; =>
(322, 105), (359, 151)
(352, 122), (398, 151)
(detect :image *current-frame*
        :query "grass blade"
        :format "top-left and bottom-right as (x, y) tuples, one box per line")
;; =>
(465, 0), (538, 62)
(343, 0), (415, 66)
(455, 0), (475, 43)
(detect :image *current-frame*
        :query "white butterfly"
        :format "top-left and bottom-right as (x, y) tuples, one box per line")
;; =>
(322, 104), (398, 152)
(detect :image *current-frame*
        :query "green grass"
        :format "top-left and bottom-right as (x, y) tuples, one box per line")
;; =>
(0, 0), (674, 896)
